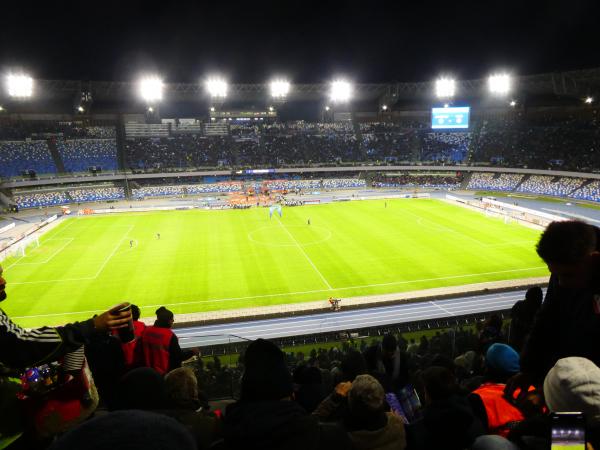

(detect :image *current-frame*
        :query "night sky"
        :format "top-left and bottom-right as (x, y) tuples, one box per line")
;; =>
(1, 0), (599, 83)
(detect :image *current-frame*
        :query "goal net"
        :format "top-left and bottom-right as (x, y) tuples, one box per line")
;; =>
(0, 235), (40, 263)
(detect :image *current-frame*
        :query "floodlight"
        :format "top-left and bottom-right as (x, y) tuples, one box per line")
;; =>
(210, 106), (215, 112)
(138, 76), (163, 102)
(270, 79), (290, 98)
(510, 100), (517, 107)
(77, 106), (84, 113)
(325, 106), (330, 111)
(0, 106), (4, 111)
(206, 77), (227, 98)
(585, 96), (594, 104)
(268, 106), (274, 112)
(147, 106), (154, 113)
(435, 77), (455, 98)
(488, 73), (511, 95)
(443, 103), (449, 108)
(382, 105), (388, 111)
(6, 74), (33, 98)
(330, 79), (353, 103)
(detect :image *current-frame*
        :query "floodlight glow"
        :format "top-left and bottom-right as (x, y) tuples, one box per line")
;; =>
(6, 74), (33, 98)
(382, 105), (388, 111)
(325, 106), (330, 111)
(147, 106), (154, 113)
(210, 106), (215, 112)
(443, 103), (449, 108)
(510, 100), (517, 107)
(0, 106), (4, 111)
(435, 77), (455, 98)
(77, 106), (84, 112)
(206, 77), (228, 98)
(330, 80), (353, 103)
(270, 79), (290, 98)
(488, 73), (511, 95)
(585, 96), (594, 104)
(268, 106), (274, 112)
(138, 76), (163, 102)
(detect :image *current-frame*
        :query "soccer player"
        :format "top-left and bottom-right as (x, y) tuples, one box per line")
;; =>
(156, 233), (160, 240)
(130, 240), (133, 248)
(308, 218), (311, 226)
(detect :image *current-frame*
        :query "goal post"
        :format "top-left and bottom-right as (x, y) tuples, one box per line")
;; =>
(0, 235), (40, 262)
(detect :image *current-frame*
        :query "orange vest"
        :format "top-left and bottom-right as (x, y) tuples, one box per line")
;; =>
(472, 383), (526, 437)
(141, 326), (174, 375)
(117, 321), (146, 369)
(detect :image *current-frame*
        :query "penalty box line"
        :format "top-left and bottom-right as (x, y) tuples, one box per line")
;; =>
(9, 224), (135, 285)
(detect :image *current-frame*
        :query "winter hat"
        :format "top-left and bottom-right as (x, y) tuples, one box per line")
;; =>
(49, 410), (196, 450)
(115, 367), (166, 410)
(544, 357), (600, 426)
(485, 343), (520, 375)
(155, 306), (174, 327)
(348, 374), (386, 413)
(241, 339), (293, 402)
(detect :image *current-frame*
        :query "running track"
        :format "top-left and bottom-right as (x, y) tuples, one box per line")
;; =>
(176, 290), (529, 347)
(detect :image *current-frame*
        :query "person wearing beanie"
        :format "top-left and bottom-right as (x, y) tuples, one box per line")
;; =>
(140, 306), (198, 375)
(225, 339), (351, 450)
(344, 374), (407, 450)
(544, 357), (600, 427)
(48, 410), (196, 450)
(506, 221), (600, 400)
(469, 344), (530, 437)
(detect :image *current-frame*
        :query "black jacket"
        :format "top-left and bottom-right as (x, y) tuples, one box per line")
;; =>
(520, 272), (600, 381)
(0, 308), (96, 370)
(225, 399), (351, 450)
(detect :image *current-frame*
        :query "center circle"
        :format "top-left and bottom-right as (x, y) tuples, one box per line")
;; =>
(248, 225), (332, 247)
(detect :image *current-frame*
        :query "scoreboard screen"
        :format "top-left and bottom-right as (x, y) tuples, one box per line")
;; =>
(431, 107), (470, 129)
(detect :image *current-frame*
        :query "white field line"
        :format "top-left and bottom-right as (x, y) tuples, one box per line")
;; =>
(275, 216), (333, 290)
(404, 208), (488, 246)
(15, 238), (74, 265)
(92, 224), (135, 278)
(10, 266), (544, 320)
(10, 224), (134, 285)
(430, 301), (455, 316)
(4, 219), (78, 271)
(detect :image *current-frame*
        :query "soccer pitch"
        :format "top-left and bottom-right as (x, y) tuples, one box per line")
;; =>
(2, 199), (548, 328)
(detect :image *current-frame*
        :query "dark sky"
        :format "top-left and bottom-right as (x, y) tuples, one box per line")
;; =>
(1, 0), (599, 83)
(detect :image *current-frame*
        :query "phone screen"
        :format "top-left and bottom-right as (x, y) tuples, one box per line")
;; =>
(551, 413), (585, 450)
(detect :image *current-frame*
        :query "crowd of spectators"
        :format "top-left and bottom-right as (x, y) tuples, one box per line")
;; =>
(373, 174), (462, 189)
(132, 182), (243, 199)
(0, 119), (116, 140)
(0, 141), (56, 177)
(420, 132), (471, 163)
(57, 139), (118, 173)
(466, 173), (524, 191)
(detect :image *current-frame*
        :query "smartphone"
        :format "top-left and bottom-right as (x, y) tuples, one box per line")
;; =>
(551, 412), (586, 450)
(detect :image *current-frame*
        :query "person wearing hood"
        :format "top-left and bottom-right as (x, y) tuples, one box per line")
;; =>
(224, 338), (351, 450)
(406, 366), (484, 450)
(344, 374), (406, 450)
(141, 307), (198, 375)
(363, 334), (409, 392)
(469, 343), (530, 437)
(509, 287), (543, 352)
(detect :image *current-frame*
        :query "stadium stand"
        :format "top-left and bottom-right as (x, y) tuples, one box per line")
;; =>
(571, 180), (600, 202)
(466, 173), (523, 191)
(516, 175), (586, 197)
(0, 141), (56, 177)
(57, 139), (118, 172)
(13, 191), (70, 208)
(372, 174), (462, 189)
(68, 187), (125, 202)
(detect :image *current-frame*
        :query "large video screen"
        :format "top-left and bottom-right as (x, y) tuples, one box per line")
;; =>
(431, 107), (470, 129)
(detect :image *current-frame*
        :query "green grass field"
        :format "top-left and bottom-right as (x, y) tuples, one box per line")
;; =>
(2, 199), (548, 328)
